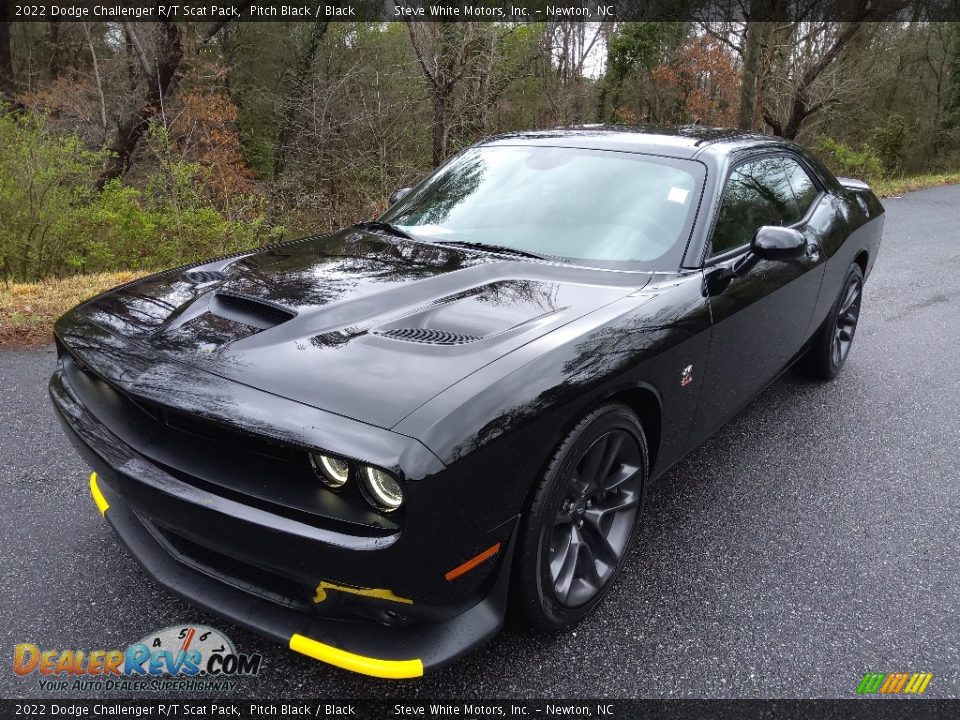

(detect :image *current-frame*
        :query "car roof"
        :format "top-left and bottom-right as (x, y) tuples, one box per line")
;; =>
(478, 125), (789, 159)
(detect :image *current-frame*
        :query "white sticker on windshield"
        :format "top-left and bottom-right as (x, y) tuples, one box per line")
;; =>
(667, 187), (689, 204)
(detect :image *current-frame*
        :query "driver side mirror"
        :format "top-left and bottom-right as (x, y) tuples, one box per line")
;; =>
(751, 226), (806, 261)
(389, 187), (412, 205)
(706, 225), (807, 295)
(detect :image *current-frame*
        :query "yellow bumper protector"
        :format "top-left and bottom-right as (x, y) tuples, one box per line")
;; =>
(289, 634), (423, 679)
(89, 472), (109, 516)
(312, 581), (412, 605)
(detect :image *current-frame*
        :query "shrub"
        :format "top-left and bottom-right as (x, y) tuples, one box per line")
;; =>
(0, 108), (281, 283)
(869, 115), (907, 176)
(0, 111), (106, 281)
(815, 136), (885, 183)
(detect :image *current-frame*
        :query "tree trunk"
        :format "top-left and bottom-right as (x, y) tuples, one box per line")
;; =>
(432, 93), (449, 167)
(48, 20), (61, 79)
(738, 22), (764, 130)
(405, 20), (464, 167)
(0, 0), (14, 102)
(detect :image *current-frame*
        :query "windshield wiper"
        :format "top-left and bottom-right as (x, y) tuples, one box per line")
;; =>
(355, 220), (415, 240)
(434, 240), (551, 261)
(357, 225), (553, 261)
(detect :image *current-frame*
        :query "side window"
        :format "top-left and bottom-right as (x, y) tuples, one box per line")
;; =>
(710, 156), (799, 256)
(782, 156), (820, 217)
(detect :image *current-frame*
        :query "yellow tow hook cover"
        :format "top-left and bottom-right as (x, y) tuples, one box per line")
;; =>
(89, 472), (109, 516)
(289, 634), (423, 679)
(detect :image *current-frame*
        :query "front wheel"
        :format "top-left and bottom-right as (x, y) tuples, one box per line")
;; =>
(513, 404), (648, 631)
(800, 263), (864, 380)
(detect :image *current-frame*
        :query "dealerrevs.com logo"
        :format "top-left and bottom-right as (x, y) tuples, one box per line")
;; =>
(13, 625), (262, 693)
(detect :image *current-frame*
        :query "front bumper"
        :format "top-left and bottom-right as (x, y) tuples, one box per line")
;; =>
(50, 362), (516, 678)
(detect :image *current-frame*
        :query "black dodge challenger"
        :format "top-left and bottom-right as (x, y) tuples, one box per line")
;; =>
(51, 127), (884, 678)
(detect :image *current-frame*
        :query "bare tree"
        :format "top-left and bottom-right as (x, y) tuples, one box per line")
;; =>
(762, 21), (868, 139)
(273, 18), (332, 177)
(82, 23), (108, 142)
(96, 21), (184, 188)
(96, 2), (252, 188)
(404, 21), (489, 166)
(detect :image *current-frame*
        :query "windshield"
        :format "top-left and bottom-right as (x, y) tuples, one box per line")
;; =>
(382, 145), (705, 269)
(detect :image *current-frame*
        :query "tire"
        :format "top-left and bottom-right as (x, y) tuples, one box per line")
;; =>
(799, 263), (864, 380)
(512, 403), (649, 631)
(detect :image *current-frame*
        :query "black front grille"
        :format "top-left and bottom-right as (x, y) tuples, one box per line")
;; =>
(377, 327), (479, 345)
(161, 407), (293, 461)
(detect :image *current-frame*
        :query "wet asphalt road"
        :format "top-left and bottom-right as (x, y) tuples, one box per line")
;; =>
(1, 185), (959, 701)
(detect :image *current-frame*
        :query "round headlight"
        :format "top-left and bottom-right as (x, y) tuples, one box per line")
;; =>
(360, 467), (404, 513)
(310, 454), (350, 488)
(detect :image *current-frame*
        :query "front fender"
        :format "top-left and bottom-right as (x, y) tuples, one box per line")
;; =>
(395, 272), (712, 512)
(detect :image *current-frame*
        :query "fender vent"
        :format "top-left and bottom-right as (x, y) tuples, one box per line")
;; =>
(183, 270), (225, 284)
(376, 328), (480, 345)
(210, 292), (296, 330)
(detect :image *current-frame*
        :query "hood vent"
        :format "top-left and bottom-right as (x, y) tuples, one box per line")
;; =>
(209, 292), (296, 330)
(376, 328), (480, 345)
(183, 270), (225, 284)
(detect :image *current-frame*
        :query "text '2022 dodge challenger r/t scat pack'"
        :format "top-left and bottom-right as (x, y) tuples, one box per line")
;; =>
(50, 127), (883, 679)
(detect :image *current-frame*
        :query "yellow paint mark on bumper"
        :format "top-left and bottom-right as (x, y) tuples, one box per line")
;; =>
(89, 472), (109, 516)
(312, 580), (412, 605)
(289, 633), (423, 679)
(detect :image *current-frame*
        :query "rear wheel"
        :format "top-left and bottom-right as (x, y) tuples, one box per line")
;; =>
(800, 263), (863, 380)
(513, 404), (648, 630)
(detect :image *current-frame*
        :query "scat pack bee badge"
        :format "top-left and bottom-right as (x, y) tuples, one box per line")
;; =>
(12, 625), (262, 692)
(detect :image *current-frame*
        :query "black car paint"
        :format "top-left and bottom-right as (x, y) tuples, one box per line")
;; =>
(49, 127), (884, 676)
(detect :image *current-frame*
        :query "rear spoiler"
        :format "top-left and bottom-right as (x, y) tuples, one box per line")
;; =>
(836, 177), (884, 216)
(836, 176), (872, 192)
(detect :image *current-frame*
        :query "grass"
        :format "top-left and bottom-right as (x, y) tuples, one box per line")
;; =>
(2, 170), (960, 349)
(0, 271), (148, 347)
(872, 171), (960, 197)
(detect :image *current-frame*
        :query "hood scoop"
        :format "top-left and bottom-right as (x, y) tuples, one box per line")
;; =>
(208, 292), (296, 330)
(374, 327), (480, 345)
(364, 279), (568, 350)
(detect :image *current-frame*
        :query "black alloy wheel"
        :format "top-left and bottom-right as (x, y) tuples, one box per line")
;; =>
(513, 404), (648, 630)
(800, 262), (865, 380)
(832, 273), (862, 368)
(549, 429), (644, 607)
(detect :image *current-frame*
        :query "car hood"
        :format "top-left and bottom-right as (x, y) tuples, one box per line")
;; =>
(59, 229), (652, 429)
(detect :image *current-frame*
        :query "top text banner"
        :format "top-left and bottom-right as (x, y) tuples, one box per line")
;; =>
(8, 0), (960, 23)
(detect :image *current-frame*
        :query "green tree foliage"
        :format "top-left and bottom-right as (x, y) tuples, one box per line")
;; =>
(819, 23), (958, 174)
(946, 28), (960, 130)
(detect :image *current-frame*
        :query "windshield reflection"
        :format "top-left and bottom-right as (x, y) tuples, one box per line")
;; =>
(383, 145), (704, 269)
